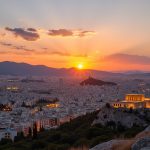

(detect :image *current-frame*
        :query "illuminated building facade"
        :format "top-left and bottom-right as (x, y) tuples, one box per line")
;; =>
(46, 103), (59, 108)
(113, 94), (150, 109)
(6, 86), (20, 92)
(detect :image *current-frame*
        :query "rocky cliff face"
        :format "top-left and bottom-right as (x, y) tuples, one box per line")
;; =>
(90, 140), (133, 150)
(90, 126), (150, 150)
(93, 106), (148, 128)
(131, 137), (150, 150)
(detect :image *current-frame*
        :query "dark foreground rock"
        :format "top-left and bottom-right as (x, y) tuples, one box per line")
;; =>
(131, 137), (150, 150)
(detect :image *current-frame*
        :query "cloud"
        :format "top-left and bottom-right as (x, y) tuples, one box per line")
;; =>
(48, 29), (73, 37)
(38, 48), (88, 57)
(48, 51), (88, 57)
(103, 53), (150, 65)
(0, 51), (9, 54)
(0, 42), (12, 47)
(0, 32), (6, 37)
(77, 30), (95, 37)
(4, 27), (95, 39)
(48, 29), (95, 37)
(5, 27), (40, 41)
(121, 43), (150, 56)
(0, 42), (35, 52)
(0, 41), (88, 57)
(0, 39), (88, 58)
(49, 51), (70, 56)
(27, 28), (37, 32)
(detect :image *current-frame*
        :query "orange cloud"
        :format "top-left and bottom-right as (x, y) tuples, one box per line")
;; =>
(102, 53), (150, 65)
(5, 27), (40, 41)
(0, 42), (34, 52)
(48, 29), (73, 37)
(48, 29), (95, 37)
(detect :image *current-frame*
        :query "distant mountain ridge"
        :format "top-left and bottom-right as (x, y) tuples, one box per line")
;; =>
(117, 70), (150, 75)
(0, 61), (122, 77)
(1, 61), (150, 78)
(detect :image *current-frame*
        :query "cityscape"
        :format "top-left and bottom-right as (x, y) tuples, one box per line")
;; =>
(0, 0), (150, 150)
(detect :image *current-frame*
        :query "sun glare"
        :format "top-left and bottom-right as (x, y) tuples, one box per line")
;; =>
(77, 64), (83, 70)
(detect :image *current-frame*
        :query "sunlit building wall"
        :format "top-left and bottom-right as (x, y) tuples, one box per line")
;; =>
(112, 94), (150, 109)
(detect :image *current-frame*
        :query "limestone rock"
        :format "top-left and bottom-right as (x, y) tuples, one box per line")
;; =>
(93, 107), (147, 128)
(140, 147), (150, 150)
(144, 126), (150, 132)
(90, 140), (127, 150)
(131, 137), (150, 150)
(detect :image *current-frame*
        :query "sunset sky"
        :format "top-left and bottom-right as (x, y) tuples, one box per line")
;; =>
(0, 0), (150, 71)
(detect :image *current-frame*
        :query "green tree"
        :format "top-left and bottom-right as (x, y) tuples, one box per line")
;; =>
(39, 124), (45, 132)
(14, 131), (24, 142)
(33, 122), (37, 139)
(106, 103), (111, 108)
(31, 140), (47, 150)
(28, 127), (32, 137)
(0, 138), (12, 145)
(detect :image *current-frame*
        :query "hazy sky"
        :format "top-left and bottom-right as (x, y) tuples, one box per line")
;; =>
(0, 0), (150, 71)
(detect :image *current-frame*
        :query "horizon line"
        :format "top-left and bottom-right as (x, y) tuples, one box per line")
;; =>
(0, 60), (150, 73)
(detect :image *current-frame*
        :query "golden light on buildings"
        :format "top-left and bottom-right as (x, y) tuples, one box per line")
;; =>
(46, 103), (59, 108)
(113, 94), (150, 109)
(6, 86), (19, 91)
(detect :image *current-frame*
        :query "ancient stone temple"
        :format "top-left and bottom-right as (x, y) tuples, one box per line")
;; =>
(112, 94), (150, 109)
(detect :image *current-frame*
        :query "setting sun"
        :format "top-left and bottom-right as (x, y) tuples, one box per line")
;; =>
(77, 64), (84, 70)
